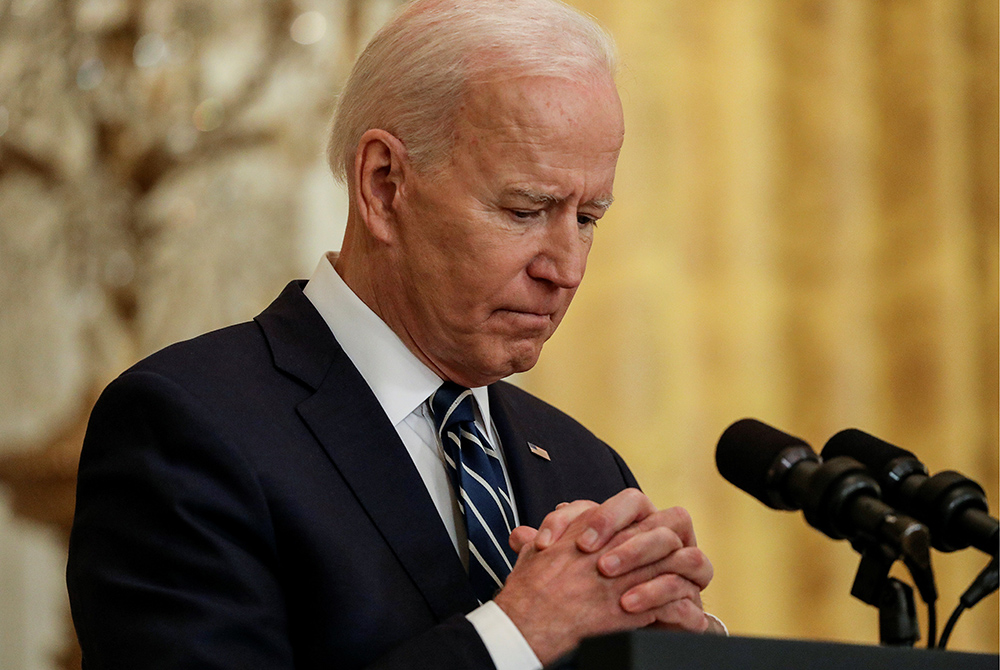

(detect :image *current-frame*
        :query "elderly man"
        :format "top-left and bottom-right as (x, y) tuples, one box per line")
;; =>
(67, 1), (720, 669)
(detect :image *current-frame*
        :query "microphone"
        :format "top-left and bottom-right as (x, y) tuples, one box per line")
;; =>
(822, 429), (999, 556)
(716, 419), (931, 555)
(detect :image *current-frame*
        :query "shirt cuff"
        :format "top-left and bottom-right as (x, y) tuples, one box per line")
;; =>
(705, 612), (729, 636)
(466, 601), (542, 670)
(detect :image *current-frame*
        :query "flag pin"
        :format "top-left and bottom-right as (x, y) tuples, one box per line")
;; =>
(528, 443), (550, 461)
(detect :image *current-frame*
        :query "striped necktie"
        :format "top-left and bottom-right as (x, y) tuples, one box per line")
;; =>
(430, 382), (518, 603)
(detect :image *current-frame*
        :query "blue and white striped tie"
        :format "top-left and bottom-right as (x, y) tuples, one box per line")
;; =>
(431, 382), (518, 603)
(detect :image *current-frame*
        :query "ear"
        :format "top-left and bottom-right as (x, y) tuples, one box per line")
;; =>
(352, 129), (408, 244)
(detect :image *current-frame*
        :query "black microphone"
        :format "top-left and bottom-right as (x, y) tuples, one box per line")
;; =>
(822, 429), (999, 556)
(716, 419), (931, 556)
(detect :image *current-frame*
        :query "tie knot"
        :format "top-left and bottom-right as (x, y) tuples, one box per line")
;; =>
(430, 381), (476, 431)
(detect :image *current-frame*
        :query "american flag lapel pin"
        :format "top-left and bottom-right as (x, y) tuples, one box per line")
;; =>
(527, 442), (551, 461)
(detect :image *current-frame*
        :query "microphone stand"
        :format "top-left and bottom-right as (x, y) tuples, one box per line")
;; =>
(849, 539), (920, 646)
(807, 457), (938, 646)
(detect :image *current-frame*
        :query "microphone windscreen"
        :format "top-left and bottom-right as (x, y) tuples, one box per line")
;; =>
(716, 418), (812, 507)
(821, 429), (918, 473)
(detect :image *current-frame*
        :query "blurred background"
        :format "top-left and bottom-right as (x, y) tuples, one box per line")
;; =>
(0, 0), (995, 668)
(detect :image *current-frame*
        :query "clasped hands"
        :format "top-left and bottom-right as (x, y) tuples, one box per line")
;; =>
(492, 488), (718, 665)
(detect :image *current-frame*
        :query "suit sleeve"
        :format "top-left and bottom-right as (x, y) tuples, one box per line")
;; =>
(610, 447), (641, 491)
(67, 370), (495, 670)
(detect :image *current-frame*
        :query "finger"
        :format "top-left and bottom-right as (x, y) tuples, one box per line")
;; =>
(617, 546), (714, 596)
(575, 489), (656, 553)
(597, 525), (684, 577)
(610, 544), (713, 591)
(633, 506), (698, 548)
(649, 599), (710, 633)
(661, 547), (713, 590)
(535, 500), (599, 549)
(509, 526), (538, 554)
(619, 572), (703, 615)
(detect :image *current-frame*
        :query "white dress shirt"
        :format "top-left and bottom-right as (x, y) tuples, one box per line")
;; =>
(303, 252), (542, 670)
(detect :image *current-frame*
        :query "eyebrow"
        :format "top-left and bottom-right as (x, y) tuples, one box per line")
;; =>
(508, 187), (615, 210)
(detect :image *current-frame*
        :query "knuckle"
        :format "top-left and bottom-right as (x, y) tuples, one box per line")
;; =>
(666, 573), (699, 600)
(679, 547), (702, 568)
(537, 517), (558, 533)
(544, 500), (594, 526)
(628, 526), (678, 563)
(665, 506), (697, 545)
(643, 572), (684, 601)
(656, 573), (682, 594)
(700, 554), (715, 582)
(659, 597), (702, 626)
(586, 507), (616, 534)
(677, 600), (702, 626)
(652, 524), (680, 549)
(681, 548), (714, 586)
(623, 488), (654, 512)
(622, 487), (645, 503)
(666, 506), (693, 528)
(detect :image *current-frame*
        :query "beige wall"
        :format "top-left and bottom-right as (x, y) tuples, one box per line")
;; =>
(525, 0), (999, 652)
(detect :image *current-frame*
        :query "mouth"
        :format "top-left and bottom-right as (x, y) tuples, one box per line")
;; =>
(495, 308), (555, 331)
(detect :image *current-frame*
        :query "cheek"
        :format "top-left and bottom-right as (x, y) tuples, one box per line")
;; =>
(452, 245), (534, 293)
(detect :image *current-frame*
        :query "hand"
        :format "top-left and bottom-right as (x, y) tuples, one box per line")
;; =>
(495, 489), (714, 664)
(595, 504), (712, 628)
(511, 491), (713, 618)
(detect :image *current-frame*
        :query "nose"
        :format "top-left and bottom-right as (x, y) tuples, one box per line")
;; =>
(526, 213), (590, 290)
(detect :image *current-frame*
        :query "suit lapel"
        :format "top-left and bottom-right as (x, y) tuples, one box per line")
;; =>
(255, 283), (479, 619)
(489, 383), (568, 529)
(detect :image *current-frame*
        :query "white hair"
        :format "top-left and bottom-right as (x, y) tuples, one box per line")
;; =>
(327, 0), (618, 184)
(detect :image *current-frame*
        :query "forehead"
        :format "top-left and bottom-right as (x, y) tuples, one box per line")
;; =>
(452, 75), (625, 161)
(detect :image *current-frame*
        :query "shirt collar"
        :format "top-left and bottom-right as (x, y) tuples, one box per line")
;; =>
(302, 252), (492, 427)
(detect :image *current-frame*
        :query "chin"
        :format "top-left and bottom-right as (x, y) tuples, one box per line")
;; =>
(498, 344), (545, 378)
(445, 335), (548, 386)
(449, 353), (539, 388)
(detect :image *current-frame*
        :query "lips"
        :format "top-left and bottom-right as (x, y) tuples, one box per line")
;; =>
(495, 308), (556, 333)
(497, 305), (556, 319)
(499, 299), (562, 317)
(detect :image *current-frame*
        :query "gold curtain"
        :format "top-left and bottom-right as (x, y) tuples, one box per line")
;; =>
(524, 0), (998, 652)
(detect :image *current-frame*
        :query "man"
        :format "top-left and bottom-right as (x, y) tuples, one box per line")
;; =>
(67, 1), (721, 669)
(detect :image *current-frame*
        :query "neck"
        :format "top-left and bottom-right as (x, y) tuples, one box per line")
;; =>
(336, 235), (457, 385)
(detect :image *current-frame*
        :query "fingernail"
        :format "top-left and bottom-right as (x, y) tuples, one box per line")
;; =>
(536, 528), (552, 548)
(621, 593), (640, 612)
(580, 528), (599, 550)
(600, 554), (621, 576)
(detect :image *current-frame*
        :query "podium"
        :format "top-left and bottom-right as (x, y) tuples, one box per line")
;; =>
(571, 630), (998, 670)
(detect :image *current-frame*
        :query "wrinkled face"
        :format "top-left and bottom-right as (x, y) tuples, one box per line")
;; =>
(387, 75), (624, 387)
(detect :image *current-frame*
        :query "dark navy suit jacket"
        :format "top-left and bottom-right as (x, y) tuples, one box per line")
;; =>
(67, 281), (639, 670)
